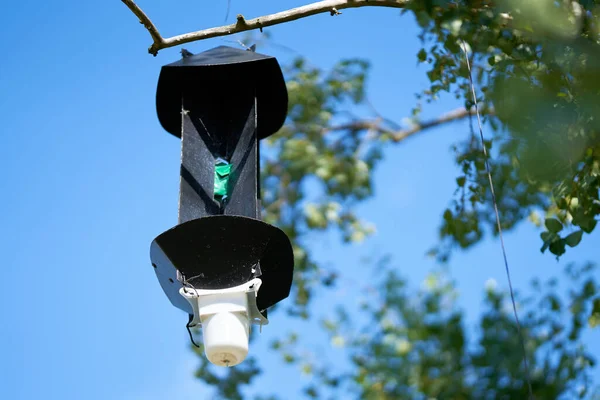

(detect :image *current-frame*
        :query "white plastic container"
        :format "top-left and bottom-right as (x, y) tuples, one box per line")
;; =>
(180, 278), (267, 367)
(202, 311), (249, 366)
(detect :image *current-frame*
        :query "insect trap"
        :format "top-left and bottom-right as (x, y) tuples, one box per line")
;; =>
(150, 46), (294, 367)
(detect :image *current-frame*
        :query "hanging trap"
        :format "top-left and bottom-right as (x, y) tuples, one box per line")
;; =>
(150, 46), (294, 367)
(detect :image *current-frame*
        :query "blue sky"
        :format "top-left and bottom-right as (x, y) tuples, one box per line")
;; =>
(1, 1), (598, 399)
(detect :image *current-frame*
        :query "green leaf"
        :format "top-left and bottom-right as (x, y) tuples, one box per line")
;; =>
(580, 218), (597, 234)
(418, 48), (427, 62)
(283, 353), (295, 363)
(564, 230), (583, 247)
(540, 231), (559, 253)
(545, 218), (563, 233)
(590, 299), (600, 328)
(549, 239), (566, 257)
(443, 208), (453, 221)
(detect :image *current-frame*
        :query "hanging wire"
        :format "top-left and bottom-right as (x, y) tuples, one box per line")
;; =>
(460, 40), (534, 399)
(224, 0), (231, 23)
(181, 273), (200, 297)
(180, 273), (201, 348)
(186, 314), (201, 348)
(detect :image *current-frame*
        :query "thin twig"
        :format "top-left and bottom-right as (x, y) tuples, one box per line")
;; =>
(121, 0), (409, 55)
(327, 107), (488, 143)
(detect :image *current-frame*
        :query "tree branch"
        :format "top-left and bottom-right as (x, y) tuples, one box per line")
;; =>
(327, 108), (492, 143)
(121, 0), (165, 52)
(122, 0), (409, 55)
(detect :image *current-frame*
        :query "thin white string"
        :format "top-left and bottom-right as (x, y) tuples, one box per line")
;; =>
(461, 40), (534, 399)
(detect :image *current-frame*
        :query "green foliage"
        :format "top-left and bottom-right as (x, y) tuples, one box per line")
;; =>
(190, 1), (600, 397)
(326, 262), (599, 400)
(192, 260), (599, 399)
(260, 57), (381, 315)
(406, 0), (600, 259)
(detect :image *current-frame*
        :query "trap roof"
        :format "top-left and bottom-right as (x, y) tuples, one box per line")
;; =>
(156, 46), (288, 140)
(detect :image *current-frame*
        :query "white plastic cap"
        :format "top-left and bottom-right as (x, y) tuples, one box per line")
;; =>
(202, 311), (249, 367)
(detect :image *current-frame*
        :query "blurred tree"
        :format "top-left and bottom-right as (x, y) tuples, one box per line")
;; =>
(192, 260), (599, 399)
(277, 261), (599, 400)
(172, 0), (600, 398)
